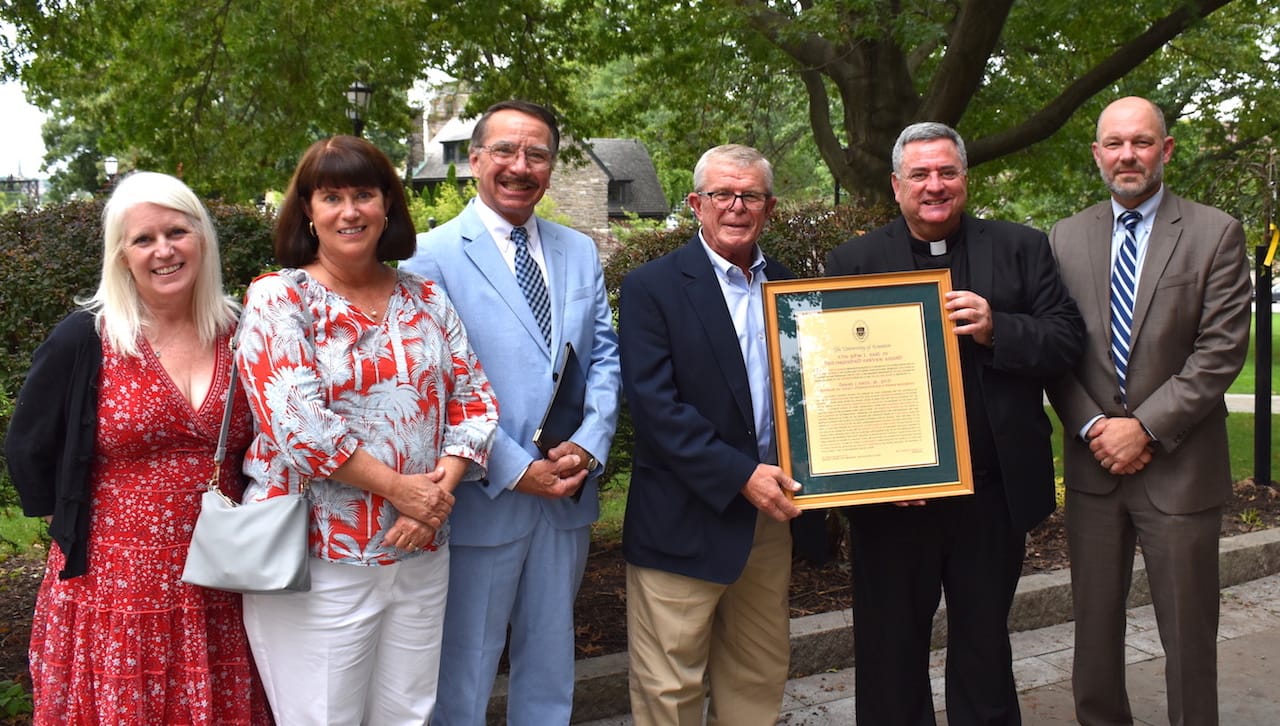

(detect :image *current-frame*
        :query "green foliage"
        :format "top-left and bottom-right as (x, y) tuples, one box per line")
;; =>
(0, 200), (274, 397)
(759, 199), (900, 277)
(408, 181), (476, 232)
(4, 1), (433, 201)
(0, 506), (47, 555)
(0, 678), (32, 719)
(0, 387), (13, 510)
(8, 0), (1277, 225)
(1238, 507), (1264, 530)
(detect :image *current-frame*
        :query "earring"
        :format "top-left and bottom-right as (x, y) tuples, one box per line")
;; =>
(308, 221), (316, 238)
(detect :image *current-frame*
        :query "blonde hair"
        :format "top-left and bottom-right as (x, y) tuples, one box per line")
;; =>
(80, 171), (239, 356)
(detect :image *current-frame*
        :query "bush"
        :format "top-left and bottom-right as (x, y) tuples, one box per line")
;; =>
(0, 199), (275, 398)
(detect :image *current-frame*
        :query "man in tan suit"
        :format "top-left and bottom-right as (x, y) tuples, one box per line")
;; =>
(1047, 96), (1252, 725)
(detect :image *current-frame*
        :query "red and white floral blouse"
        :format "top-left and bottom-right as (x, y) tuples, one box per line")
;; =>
(236, 268), (498, 565)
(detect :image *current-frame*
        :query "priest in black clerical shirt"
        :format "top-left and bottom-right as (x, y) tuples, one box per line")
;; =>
(824, 121), (1084, 726)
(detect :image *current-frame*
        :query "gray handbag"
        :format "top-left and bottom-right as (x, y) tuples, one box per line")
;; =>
(181, 344), (311, 594)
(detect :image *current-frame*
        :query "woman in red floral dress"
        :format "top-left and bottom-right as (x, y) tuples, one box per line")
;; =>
(4, 172), (271, 725)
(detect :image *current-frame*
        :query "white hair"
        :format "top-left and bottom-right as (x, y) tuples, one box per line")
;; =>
(80, 171), (238, 356)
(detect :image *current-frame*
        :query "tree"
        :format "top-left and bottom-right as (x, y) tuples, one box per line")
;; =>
(1, 0), (435, 201)
(6, 0), (1277, 225)
(433, 0), (1277, 221)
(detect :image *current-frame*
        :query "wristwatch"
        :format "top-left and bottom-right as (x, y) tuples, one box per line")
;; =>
(584, 453), (599, 471)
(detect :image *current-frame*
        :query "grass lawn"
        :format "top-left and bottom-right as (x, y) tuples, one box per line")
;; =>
(1230, 312), (1280, 395)
(0, 509), (47, 556)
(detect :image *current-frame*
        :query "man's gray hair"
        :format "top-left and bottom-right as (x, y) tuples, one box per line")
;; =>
(693, 144), (774, 193)
(891, 122), (968, 175)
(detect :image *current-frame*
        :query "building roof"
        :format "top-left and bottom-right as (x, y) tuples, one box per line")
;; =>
(412, 116), (478, 180)
(584, 138), (670, 219)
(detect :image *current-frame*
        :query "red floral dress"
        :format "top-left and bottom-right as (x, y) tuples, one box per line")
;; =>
(27, 334), (272, 725)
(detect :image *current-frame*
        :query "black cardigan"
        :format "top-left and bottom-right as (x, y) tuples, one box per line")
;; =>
(4, 310), (101, 579)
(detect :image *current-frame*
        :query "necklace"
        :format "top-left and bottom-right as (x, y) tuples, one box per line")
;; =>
(147, 324), (194, 359)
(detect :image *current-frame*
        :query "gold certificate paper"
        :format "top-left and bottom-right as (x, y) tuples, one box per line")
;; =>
(796, 305), (938, 475)
(762, 270), (972, 508)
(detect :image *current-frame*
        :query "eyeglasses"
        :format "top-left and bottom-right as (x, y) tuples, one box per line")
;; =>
(896, 167), (965, 184)
(695, 191), (772, 211)
(476, 142), (555, 169)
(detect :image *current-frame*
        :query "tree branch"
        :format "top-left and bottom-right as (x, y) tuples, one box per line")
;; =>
(967, 0), (1235, 164)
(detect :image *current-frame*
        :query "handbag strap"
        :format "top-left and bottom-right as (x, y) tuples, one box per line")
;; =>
(207, 335), (240, 496)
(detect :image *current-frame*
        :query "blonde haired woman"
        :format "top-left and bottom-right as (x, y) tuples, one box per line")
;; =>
(5, 172), (271, 724)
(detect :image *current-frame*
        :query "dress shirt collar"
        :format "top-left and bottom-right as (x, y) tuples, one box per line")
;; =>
(1109, 186), (1164, 233)
(472, 198), (543, 257)
(697, 231), (767, 283)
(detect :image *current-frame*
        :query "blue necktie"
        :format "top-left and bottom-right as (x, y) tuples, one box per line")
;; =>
(511, 226), (551, 348)
(1110, 210), (1142, 404)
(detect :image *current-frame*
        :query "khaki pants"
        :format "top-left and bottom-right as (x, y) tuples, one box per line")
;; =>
(626, 512), (792, 726)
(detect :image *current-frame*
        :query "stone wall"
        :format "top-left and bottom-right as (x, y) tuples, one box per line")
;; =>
(548, 150), (610, 241)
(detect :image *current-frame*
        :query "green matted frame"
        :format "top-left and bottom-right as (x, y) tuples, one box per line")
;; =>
(762, 269), (973, 509)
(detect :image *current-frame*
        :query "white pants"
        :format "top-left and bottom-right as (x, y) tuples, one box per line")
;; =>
(243, 552), (450, 725)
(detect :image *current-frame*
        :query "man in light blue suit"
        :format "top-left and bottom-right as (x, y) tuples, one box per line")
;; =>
(402, 99), (621, 726)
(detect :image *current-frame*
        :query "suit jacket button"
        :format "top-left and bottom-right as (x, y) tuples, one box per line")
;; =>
(1112, 394), (1123, 404)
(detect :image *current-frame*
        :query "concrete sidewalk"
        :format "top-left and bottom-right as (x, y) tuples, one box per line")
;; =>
(578, 573), (1280, 725)
(772, 573), (1280, 724)
(1224, 393), (1280, 414)
(570, 527), (1280, 725)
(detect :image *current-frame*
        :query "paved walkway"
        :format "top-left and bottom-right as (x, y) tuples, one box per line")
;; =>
(1224, 393), (1280, 414)
(580, 573), (1280, 724)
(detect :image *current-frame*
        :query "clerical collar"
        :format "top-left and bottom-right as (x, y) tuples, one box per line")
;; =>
(909, 229), (963, 257)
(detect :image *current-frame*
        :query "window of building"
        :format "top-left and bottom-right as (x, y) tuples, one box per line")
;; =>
(608, 180), (631, 204)
(443, 141), (469, 164)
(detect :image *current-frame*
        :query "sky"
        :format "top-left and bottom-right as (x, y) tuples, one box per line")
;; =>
(0, 79), (48, 179)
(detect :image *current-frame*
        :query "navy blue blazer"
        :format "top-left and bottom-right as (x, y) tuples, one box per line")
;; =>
(826, 215), (1084, 531)
(619, 236), (795, 584)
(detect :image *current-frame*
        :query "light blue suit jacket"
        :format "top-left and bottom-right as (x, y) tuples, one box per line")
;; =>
(401, 201), (621, 546)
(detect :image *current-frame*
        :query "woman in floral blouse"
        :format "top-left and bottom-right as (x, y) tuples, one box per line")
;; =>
(236, 135), (498, 723)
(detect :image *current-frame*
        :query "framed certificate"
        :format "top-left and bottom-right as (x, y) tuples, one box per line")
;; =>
(762, 269), (973, 508)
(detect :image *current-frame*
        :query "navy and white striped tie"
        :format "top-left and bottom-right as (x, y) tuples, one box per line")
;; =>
(1110, 209), (1142, 404)
(511, 226), (551, 348)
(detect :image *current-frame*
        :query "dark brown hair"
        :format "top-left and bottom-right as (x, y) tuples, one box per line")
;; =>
(470, 100), (561, 155)
(274, 135), (416, 266)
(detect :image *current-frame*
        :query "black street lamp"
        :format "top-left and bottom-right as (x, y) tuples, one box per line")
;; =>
(346, 81), (373, 137)
(104, 156), (119, 185)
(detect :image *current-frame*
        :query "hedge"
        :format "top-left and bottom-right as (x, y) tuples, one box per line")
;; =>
(0, 199), (275, 397)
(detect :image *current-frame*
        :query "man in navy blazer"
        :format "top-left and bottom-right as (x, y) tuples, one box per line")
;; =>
(825, 122), (1083, 725)
(402, 100), (621, 726)
(619, 144), (805, 725)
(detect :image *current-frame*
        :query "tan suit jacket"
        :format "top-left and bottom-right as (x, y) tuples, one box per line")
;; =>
(1047, 191), (1251, 514)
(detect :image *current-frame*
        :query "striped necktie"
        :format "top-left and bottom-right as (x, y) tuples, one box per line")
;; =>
(1110, 209), (1142, 404)
(511, 225), (551, 348)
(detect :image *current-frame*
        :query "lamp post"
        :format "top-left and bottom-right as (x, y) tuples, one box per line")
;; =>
(346, 81), (372, 137)
(104, 156), (119, 186)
